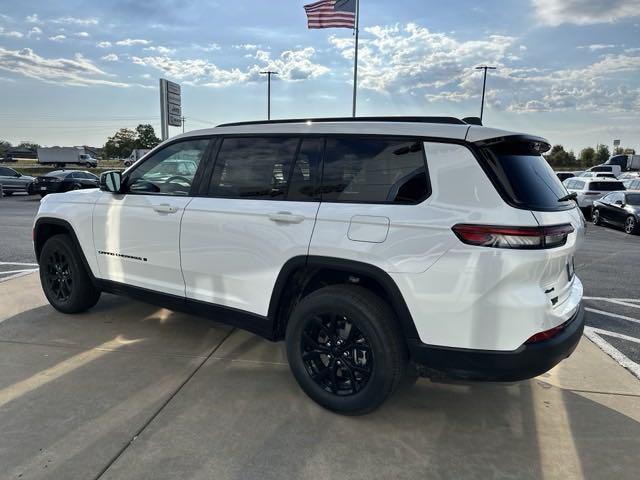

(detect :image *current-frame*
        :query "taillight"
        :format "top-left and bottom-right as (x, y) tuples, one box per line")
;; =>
(451, 224), (574, 249)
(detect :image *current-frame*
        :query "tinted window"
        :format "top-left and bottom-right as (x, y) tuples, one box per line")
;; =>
(632, 180), (640, 190)
(590, 166), (611, 172)
(288, 138), (323, 201)
(482, 143), (572, 210)
(0, 167), (16, 176)
(209, 137), (298, 199)
(127, 139), (209, 195)
(626, 194), (640, 205)
(321, 138), (428, 204)
(589, 182), (625, 192)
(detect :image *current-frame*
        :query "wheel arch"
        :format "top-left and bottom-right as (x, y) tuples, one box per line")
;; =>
(268, 255), (420, 342)
(34, 218), (97, 281)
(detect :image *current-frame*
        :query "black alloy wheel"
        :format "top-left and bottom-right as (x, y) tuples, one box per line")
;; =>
(44, 249), (73, 302)
(625, 216), (637, 234)
(301, 313), (374, 396)
(592, 209), (600, 225)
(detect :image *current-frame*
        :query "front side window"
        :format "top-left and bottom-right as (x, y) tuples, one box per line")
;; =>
(208, 137), (299, 199)
(321, 137), (429, 204)
(126, 139), (209, 196)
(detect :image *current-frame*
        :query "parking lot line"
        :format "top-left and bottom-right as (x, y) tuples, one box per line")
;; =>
(585, 307), (640, 325)
(583, 296), (640, 309)
(0, 262), (38, 267)
(0, 269), (38, 283)
(585, 327), (640, 380)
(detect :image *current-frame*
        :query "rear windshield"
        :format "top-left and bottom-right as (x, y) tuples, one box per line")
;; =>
(481, 143), (573, 211)
(589, 182), (625, 191)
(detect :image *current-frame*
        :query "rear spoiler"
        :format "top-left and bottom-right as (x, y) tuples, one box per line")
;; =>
(472, 134), (551, 154)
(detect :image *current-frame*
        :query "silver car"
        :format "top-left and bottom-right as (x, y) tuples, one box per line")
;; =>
(0, 166), (35, 195)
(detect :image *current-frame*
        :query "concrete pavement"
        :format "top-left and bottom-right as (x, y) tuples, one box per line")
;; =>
(1, 273), (639, 479)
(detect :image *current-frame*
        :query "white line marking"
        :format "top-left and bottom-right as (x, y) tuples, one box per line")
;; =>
(589, 327), (640, 345)
(585, 327), (640, 380)
(0, 269), (38, 283)
(0, 262), (38, 267)
(583, 296), (640, 304)
(585, 307), (640, 325)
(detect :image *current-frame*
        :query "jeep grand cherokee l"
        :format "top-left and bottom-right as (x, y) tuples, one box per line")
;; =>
(33, 117), (585, 414)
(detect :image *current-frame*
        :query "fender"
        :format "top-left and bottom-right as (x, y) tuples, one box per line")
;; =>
(268, 255), (420, 341)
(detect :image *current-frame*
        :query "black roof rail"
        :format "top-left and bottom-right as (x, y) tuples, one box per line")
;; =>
(217, 116), (468, 128)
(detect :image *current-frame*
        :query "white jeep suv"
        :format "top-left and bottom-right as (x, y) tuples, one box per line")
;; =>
(34, 117), (585, 414)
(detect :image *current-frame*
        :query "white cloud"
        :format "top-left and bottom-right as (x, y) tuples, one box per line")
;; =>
(53, 17), (99, 26)
(234, 43), (260, 50)
(75, 31), (90, 38)
(131, 47), (328, 87)
(579, 44), (617, 51)
(0, 27), (24, 38)
(97, 41), (112, 48)
(48, 35), (66, 42)
(25, 14), (41, 24)
(327, 22), (640, 114)
(144, 45), (176, 55)
(0, 47), (128, 87)
(116, 38), (151, 46)
(193, 42), (221, 52)
(532, 0), (640, 26)
(101, 53), (119, 62)
(27, 26), (42, 38)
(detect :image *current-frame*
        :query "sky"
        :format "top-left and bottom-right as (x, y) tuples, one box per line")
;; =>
(0, 0), (639, 152)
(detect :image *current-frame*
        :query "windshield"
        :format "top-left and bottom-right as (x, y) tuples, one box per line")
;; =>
(481, 143), (573, 211)
(626, 193), (640, 205)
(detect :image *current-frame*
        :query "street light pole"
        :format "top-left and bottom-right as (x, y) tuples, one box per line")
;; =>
(475, 65), (496, 123)
(259, 70), (278, 120)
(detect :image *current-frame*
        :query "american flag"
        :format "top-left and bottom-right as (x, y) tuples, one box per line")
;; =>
(304, 0), (356, 29)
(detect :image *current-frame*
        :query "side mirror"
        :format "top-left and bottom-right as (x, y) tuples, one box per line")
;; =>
(615, 200), (623, 206)
(100, 171), (122, 193)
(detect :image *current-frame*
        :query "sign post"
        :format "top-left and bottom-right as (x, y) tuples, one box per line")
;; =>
(159, 78), (182, 141)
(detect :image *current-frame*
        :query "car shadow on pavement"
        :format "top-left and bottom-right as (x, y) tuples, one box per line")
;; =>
(1, 296), (639, 479)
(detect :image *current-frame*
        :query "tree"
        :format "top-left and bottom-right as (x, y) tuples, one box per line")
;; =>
(595, 144), (610, 165)
(104, 128), (137, 159)
(103, 124), (161, 158)
(135, 124), (161, 149)
(579, 147), (596, 168)
(545, 144), (576, 168)
(0, 140), (11, 158)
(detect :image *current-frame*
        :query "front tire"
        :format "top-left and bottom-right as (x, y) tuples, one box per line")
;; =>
(625, 216), (639, 235)
(39, 234), (101, 313)
(285, 285), (407, 415)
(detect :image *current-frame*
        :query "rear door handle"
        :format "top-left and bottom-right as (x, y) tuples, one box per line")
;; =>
(268, 212), (305, 224)
(153, 204), (178, 214)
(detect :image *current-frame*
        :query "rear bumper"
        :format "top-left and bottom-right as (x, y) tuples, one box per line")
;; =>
(408, 303), (584, 381)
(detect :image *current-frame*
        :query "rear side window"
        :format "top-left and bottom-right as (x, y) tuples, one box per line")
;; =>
(321, 137), (429, 204)
(481, 142), (573, 211)
(288, 138), (323, 201)
(589, 181), (625, 192)
(209, 137), (298, 199)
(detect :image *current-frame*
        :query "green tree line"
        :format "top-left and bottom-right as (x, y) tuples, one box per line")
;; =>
(544, 145), (636, 170)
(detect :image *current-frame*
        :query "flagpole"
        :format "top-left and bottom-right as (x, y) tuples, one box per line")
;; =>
(351, 0), (360, 117)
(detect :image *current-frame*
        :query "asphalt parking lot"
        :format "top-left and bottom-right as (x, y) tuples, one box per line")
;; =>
(1, 192), (640, 478)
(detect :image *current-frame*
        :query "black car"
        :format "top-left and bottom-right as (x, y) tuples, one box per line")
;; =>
(34, 170), (99, 197)
(556, 172), (575, 182)
(592, 191), (640, 235)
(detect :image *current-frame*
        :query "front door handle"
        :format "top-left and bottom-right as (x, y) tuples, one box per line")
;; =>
(153, 204), (178, 214)
(268, 212), (305, 224)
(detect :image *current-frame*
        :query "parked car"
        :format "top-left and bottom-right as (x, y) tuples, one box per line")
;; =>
(619, 172), (640, 181)
(622, 179), (640, 190)
(563, 177), (626, 213)
(33, 170), (99, 197)
(556, 171), (575, 182)
(588, 164), (621, 177)
(0, 166), (35, 195)
(592, 191), (640, 234)
(578, 171), (617, 179)
(33, 116), (585, 414)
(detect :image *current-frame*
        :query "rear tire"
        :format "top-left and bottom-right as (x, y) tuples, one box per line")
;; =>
(625, 216), (639, 235)
(592, 209), (601, 225)
(39, 234), (101, 313)
(285, 285), (408, 415)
